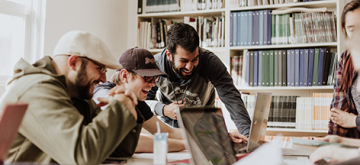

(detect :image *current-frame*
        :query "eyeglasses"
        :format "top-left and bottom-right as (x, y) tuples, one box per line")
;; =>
(80, 57), (107, 75)
(129, 70), (159, 83)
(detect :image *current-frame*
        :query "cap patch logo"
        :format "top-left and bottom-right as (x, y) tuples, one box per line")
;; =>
(145, 57), (156, 64)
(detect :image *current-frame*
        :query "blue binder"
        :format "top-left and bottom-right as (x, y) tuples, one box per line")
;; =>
(307, 49), (315, 86)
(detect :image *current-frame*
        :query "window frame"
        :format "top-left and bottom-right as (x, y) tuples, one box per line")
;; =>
(0, 0), (45, 85)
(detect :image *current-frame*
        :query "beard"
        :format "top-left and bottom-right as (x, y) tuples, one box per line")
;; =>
(171, 60), (195, 81)
(75, 62), (93, 100)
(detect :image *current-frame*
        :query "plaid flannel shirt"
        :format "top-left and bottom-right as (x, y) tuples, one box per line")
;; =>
(328, 50), (360, 138)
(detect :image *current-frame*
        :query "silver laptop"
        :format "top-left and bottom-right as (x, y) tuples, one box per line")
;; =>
(176, 92), (272, 165)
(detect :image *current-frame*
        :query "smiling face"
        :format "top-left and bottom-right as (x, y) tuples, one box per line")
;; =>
(121, 70), (156, 101)
(75, 57), (106, 99)
(167, 46), (199, 80)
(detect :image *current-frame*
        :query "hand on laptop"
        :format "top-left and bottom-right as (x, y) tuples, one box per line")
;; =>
(317, 135), (343, 144)
(229, 131), (248, 143)
(163, 100), (186, 120)
(309, 145), (359, 164)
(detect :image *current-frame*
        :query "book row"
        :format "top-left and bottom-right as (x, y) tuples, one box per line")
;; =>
(138, 0), (224, 14)
(242, 93), (332, 130)
(230, 11), (337, 46)
(139, 15), (225, 49)
(230, 48), (338, 87)
(230, 0), (321, 8)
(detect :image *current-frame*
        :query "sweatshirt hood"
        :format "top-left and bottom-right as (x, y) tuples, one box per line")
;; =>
(7, 56), (62, 85)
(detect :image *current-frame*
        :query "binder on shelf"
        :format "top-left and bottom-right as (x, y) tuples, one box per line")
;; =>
(286, 49), (291, 86)
(308, 49), (315, 86)
(312, 48), (320, 86)
(138, 0), (143, 14)
(247, 11), (253, 46)
(282, 50), (287, 86)
(259, 10), (264, 45)
(321, 48), (332, 85)
(254, 51), (259, 86)
(252, 11), (260, 45)
(249, 51), (254, 86)
(295, 49), (300, 86)
(263, 10), (268, 45)
(258, 50), (263, 86)
(317, 48), (325, 86)
(277, 50), (282, 87)
(245, 51), (250, 86)
(290, 49), (295, 86)
(274, 50), (279, 86)
(267, 10), (272, 45)
(270, 50), (274, 86)
(299, 49), (304, 86)
(303, 49), (309, 87)
(230, 13), (234, 47)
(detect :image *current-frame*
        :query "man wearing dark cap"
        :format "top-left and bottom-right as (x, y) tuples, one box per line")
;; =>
(0, 31), (142, 164)
(93, 47), (185, 153)
(146, 22), (251, 140)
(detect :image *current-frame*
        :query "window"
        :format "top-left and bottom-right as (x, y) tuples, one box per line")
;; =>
(0, 0), (45, 84)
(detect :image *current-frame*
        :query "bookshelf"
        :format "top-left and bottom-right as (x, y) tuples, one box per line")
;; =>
(134, 0), (347, 137)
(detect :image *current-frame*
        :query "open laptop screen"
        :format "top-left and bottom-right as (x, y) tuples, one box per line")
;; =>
(178, 107), (237, 165)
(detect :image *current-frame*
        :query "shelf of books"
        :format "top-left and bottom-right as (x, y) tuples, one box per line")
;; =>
(237, 86), (333, 90)
(137, 0), (226, 51)
(230, 0), (337, 11)
(230, 42), (338, 50)
(138, 9), (226, 18)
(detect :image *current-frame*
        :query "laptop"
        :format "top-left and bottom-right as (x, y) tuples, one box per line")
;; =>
(176, 92), (272, 165)
(0, 103), (28, 163)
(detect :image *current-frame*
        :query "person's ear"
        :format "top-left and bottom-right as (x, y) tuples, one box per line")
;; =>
(166, 50), (172, 62)
(68, 55), (81, 71)
(120, 69), (128, 83)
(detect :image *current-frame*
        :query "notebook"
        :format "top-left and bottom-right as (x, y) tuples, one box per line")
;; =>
(0, 103), (28, 163)
(176, 92), (272, 165)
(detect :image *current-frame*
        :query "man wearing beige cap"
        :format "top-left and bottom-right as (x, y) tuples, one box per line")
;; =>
(93, 47), (185, 153)
(0, 31), (143, 164)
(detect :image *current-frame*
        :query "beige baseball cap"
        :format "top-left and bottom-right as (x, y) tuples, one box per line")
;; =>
(53, 31), (122, 70)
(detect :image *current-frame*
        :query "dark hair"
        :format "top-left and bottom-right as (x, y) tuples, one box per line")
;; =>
(339, 0), (360, 92)
(341, 0), (360, 38)
(166, 22), (199, 55)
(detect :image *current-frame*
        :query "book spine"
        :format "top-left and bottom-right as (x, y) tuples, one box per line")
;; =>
(270, 50), (274, 86)
(299, 49), (304, 86)
(248, 11), (253, 46)
(317, 48), (325, 86)
(313, 48), (320, 86)
(307, 49), (314, 86)
(290, 49), (295, 86)
(278, 50), (282, 86)
(274, 50), (278, 86)
(258, 50), (263, 86)
(303, 49), (309, 87)
(287, 49), (291, 86)
(230, 13), (234, 47)
(245, 50), (250, 86)
(282, 50), (287, 86)
(254, 51), (259, 86)
(259, 10), (264, 45)
(250, 51), (254, 86)
(295, 49), (300, 86)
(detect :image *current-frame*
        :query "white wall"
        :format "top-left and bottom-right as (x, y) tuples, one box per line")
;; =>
(44, 0), (130, 79)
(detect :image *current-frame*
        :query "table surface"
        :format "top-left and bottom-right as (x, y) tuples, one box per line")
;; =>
(118, 151), (311, 165)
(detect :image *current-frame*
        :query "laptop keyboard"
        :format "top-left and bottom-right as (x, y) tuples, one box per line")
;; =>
(281, 147), (314, 156)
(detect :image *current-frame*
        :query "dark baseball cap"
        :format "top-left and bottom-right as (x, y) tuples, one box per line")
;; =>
(118, 47), (168, 77)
